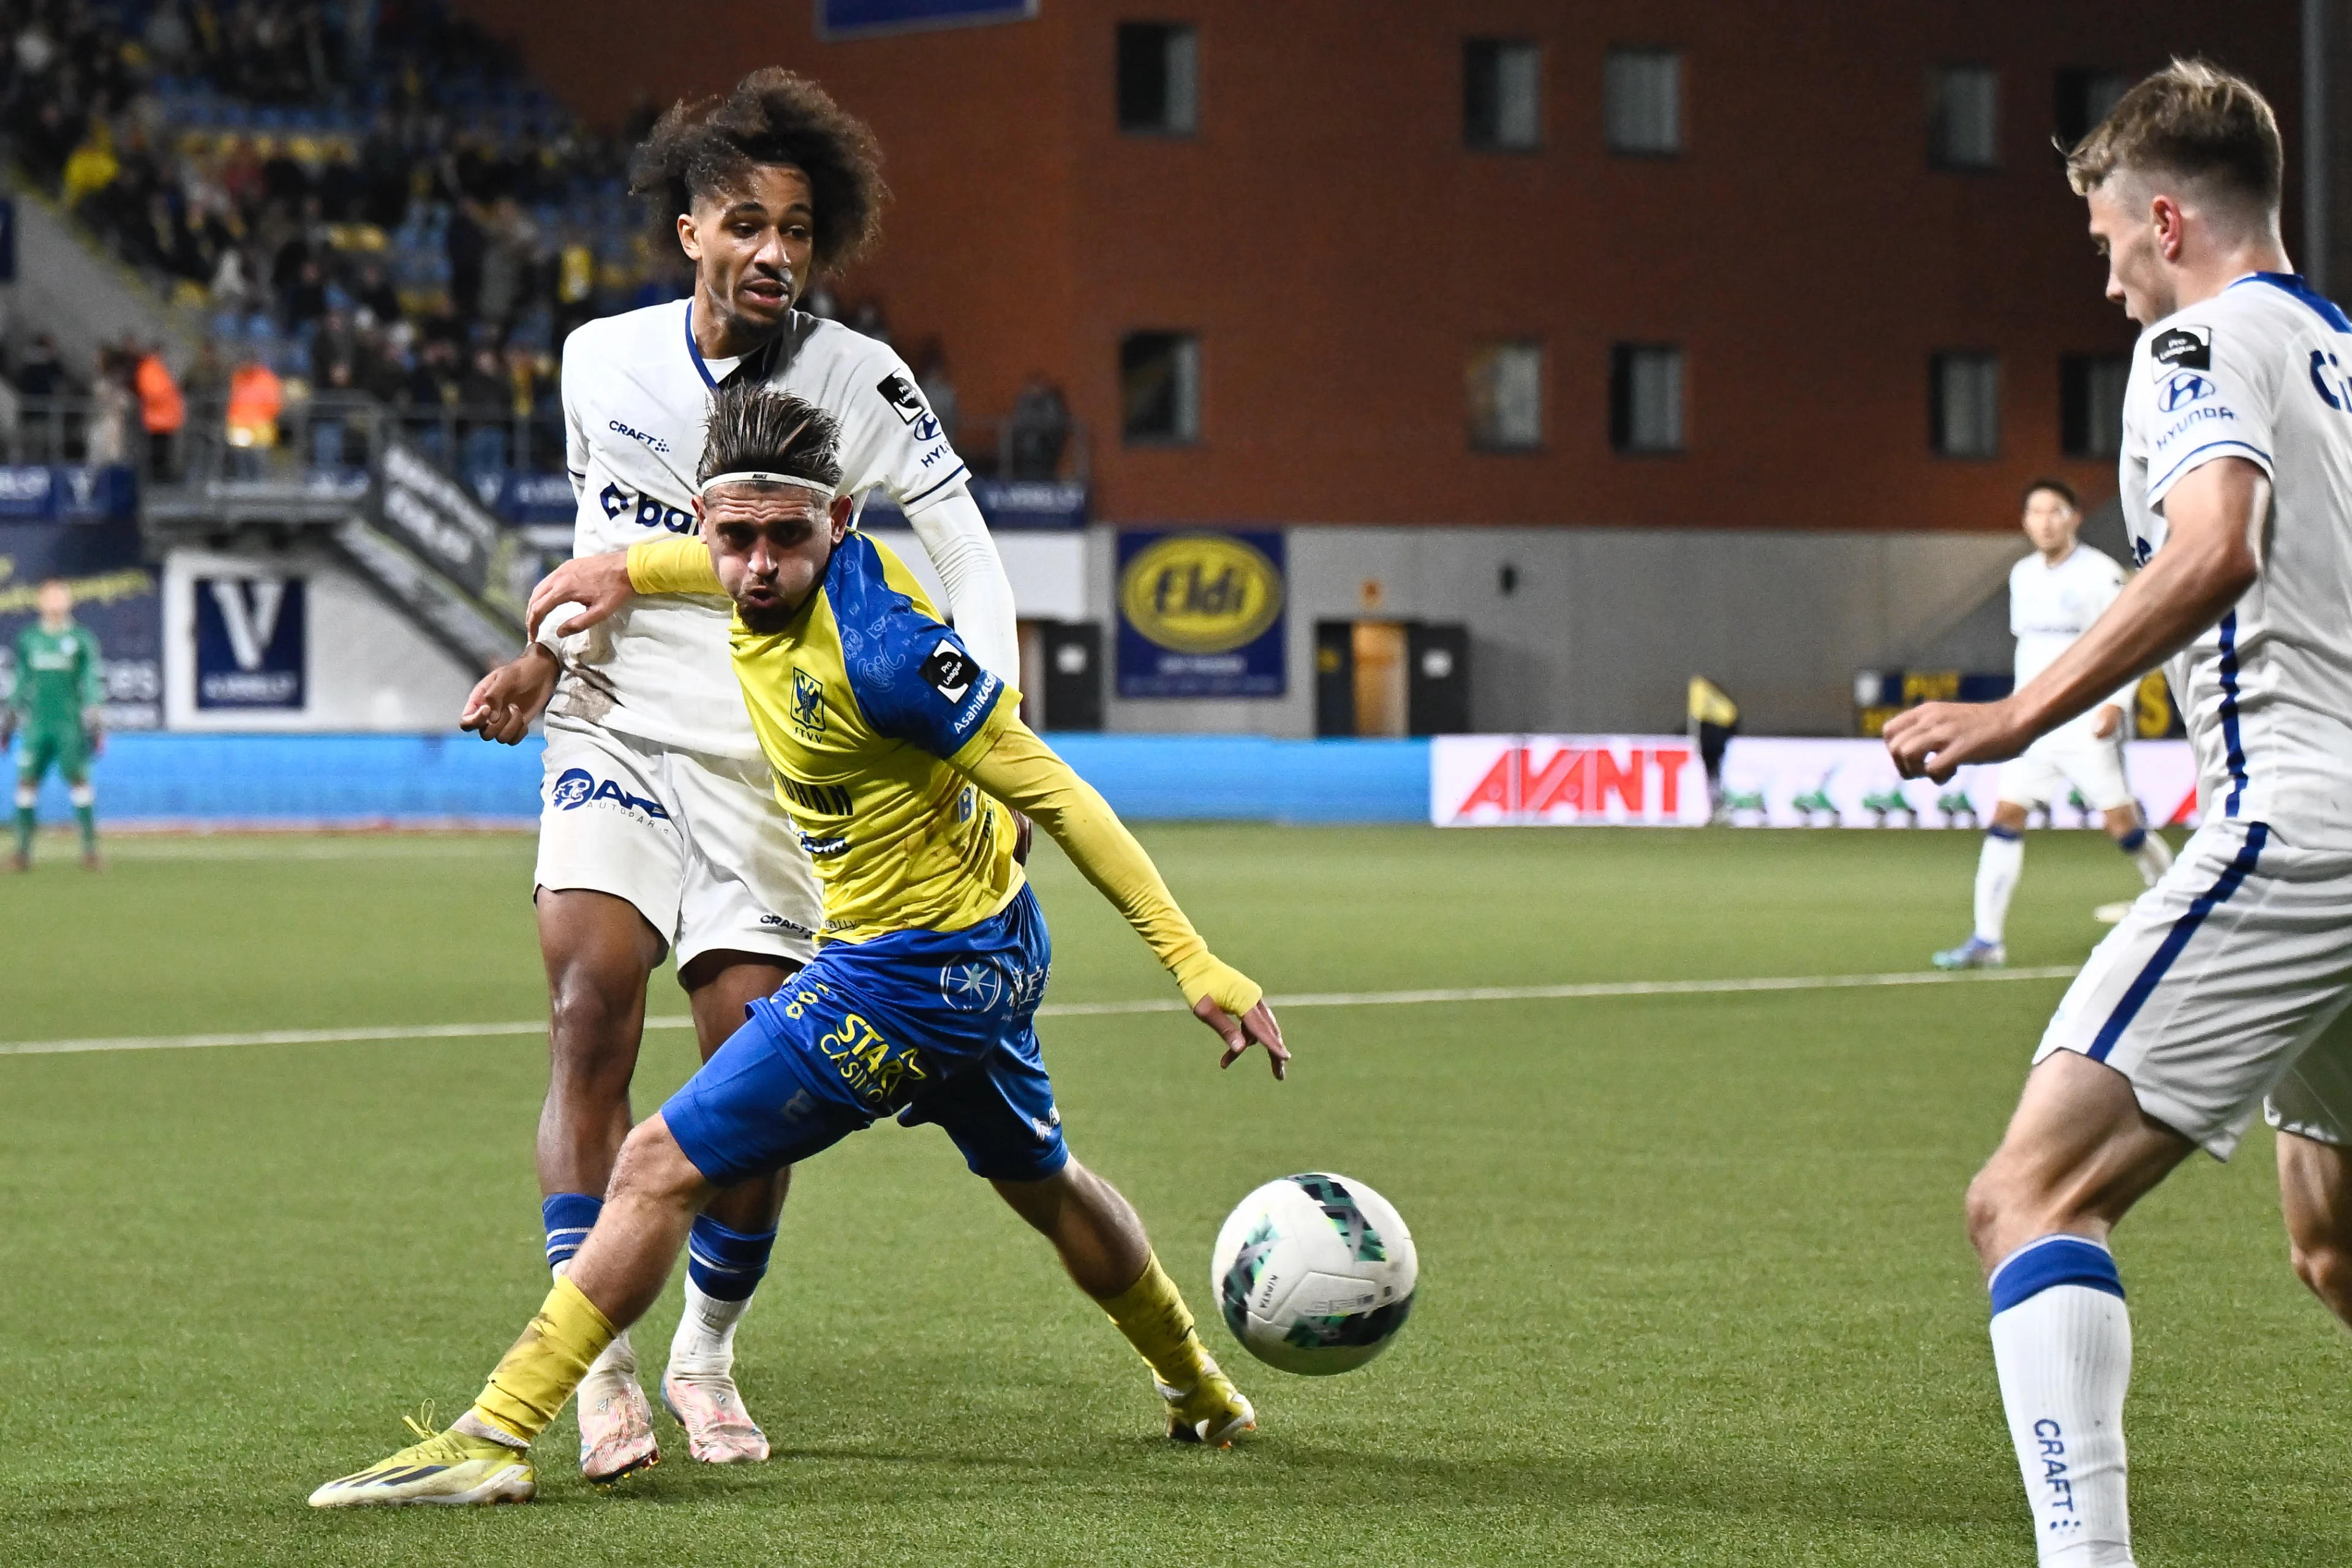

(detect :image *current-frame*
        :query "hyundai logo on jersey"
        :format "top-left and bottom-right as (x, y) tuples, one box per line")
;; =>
(2159, 372), (2215, 412)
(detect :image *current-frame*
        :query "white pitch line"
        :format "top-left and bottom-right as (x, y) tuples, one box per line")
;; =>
(0, 966), (2079, 1058)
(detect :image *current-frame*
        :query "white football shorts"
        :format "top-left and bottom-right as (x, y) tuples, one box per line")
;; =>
(2034, 819), (2352, 1158)
(1996, 729), (2136, 813)
(534, 718), (820, 969)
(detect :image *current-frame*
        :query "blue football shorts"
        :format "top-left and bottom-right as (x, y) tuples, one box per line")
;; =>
(662, 884), (1068, 1186)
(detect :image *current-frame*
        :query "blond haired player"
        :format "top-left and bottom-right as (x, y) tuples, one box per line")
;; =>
(1890, 62), (2352, 1567)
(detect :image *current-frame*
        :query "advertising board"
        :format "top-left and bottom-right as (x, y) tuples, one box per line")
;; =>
(1433, 734), (2201, 829)
(1115, 529), (1286, 698)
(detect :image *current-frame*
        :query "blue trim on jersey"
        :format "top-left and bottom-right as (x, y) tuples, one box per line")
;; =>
(2215, 611), (2248, 815)
(2239, 270), (2352, 332)
(685, 301), (719, 390)
(1989, 1235), (2125, 1316)
(2148, 437), (2272, 500)
(2086, 823), (2267, 1061)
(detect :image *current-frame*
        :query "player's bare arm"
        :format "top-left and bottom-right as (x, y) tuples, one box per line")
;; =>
(1886, 456), (2264, 781)
(458, 646), (560, 745)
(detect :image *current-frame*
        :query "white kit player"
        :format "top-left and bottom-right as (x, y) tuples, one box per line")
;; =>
(459, 70), (1019, 1483)
(1890, 62), (2352, 1567)
(1932, 480), (2175, 970)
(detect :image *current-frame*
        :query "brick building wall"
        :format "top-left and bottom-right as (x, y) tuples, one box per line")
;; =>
(458, 0), (2304, 533)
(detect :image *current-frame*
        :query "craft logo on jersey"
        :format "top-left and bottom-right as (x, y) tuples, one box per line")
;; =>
(2158, 371), (2215, 412)
(2149, 323), (2211, 375)
(921, 641), (979, 703)
(876, 372), (941, 443)
(790, 668), (827, 735)
(1119, 533), (1285, 655)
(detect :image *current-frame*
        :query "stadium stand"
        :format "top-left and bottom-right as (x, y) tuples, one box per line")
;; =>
(0, 0), (683, 503)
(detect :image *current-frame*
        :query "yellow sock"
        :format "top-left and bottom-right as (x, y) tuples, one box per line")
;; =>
(468, 1273), (617, 1446)
(1098, 1253), (1214, 1389)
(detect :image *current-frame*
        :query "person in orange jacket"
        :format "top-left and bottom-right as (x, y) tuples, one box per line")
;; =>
(134, 345), (184, 480)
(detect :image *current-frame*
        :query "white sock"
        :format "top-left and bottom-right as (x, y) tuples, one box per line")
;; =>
(1989, 1238), (2135, 1566)
(667, 1275), (753, 1380)
(2124, 831), (2173, 888)
(1975, 829), (2024, 944)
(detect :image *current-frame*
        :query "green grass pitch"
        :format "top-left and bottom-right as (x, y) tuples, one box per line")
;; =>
(3, 823), (2347, 1566)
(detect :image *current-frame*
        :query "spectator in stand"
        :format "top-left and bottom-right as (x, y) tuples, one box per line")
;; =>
(457, 344), (507, 477)
(16, 335), (67, 399)
(85, 346), (134, 466)
(1008, 374), (1072, 480)
(224, 356), (284, 477)
(135, 344), (185, 480)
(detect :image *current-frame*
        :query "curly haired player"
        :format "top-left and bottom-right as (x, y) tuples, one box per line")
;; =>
(455, 69), (1017, 1483)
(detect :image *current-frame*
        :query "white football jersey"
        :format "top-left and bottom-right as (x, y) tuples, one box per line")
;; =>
(549, 301), (971, 760)
(2009, 544), (2130, 741)
(2119, 271), (2352, 842)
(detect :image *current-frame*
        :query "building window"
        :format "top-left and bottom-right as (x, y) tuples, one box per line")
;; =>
(1605, 48), (1682, 154)
(1610, 344), (1684, 453)
(1121, 331), (1200, 443)
(1932, 66), (1999, 168)
(2060, 354), (2130, 458)
(1464, 39), (1541, 151)
(1466, 342), (1544, 450)
(2056, 69), (2130, 148)
(1117, 23), (1197, 135)
(1932, 353), (2001, 457)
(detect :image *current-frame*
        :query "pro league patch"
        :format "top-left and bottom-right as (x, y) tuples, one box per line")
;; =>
(2149, 325), (2211, 375)
(921, 642), (981, 703)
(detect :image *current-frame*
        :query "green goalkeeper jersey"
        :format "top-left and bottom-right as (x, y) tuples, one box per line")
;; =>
(10, 620), (104, 733)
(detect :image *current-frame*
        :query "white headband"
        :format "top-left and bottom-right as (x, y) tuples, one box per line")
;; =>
(697, 470), (837, 502)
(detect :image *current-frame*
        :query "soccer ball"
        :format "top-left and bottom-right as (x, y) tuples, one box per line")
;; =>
(1210, 1172), (1418, 1375)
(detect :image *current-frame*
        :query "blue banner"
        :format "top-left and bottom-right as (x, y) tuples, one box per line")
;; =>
(193, 576), (307, 710)
(0, 517), (162, 729)
(0, 465), (136, 521)
(1115, 529), (1287, 699)
(820, 0), (1036, 37)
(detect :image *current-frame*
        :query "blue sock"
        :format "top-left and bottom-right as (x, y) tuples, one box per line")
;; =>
(543, 1192), (603, 1273)
(686, 1215), (777, 1303)
(2116, 826), (2147, 852)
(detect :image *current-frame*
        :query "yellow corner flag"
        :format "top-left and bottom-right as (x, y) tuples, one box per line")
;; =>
(1687, 676), (1740, 731)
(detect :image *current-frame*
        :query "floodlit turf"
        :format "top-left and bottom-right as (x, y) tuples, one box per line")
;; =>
(3, 823), (2346, 1566)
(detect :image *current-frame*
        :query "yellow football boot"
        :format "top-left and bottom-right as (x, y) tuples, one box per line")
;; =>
(1158, 1355), (1256, 1447)
(309, 1411), (535, 1508)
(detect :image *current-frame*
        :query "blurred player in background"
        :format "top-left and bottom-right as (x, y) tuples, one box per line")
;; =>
(1932, 481), (2174, 969)
(455, 70), (1019, 1483)
(312, 386), (1281, 1509)
(1890, 62), (2352, 1566)
(6, 578), (104, 871)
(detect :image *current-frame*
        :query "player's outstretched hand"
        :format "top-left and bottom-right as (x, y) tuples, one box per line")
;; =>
(1884, 698), (2034, 783)
(1195, 994), (1290, 1081)
(460, 646), (558, 745)
(526, 550), (635, 642)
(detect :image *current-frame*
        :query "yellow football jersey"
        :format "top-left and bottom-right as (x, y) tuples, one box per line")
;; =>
(634, 531), (1022, 942)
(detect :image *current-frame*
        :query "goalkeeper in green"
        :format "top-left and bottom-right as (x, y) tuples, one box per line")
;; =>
(7, 578), (104, 870)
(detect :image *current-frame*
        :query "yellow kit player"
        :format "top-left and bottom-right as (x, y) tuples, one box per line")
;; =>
(312, 384), (1286, 1507)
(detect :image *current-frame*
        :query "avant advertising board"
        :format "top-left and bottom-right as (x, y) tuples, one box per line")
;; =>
(1116, 529), (1286, 698)
(1433, 735), (2202, 829)
(0, 516), (162, 729)
(193, 576), (307, 710)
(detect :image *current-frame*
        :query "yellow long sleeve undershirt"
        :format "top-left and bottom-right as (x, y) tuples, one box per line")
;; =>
(629, 535), (723, 595)
(957, 717), (1261, 1018)
(625, 535), (1262, 1018)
